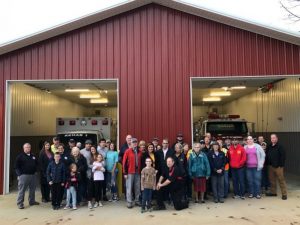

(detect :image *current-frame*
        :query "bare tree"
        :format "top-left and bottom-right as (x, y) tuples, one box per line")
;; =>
(280, 0), (300, 22)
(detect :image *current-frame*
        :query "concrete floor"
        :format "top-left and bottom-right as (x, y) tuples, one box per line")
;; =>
(1, 175), (299, 225)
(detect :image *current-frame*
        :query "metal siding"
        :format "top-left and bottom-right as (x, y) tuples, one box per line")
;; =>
(1, 4), (300, 192)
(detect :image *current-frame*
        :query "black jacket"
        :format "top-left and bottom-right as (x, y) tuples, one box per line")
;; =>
(174, 153), (187, 177)
(119, 143), (129, 163)
(266, 143), (286, 168)
(208, 151), (226, 176)
(39, 149), (53, 178)
(156, 148), (175, 176)
(67, 155), (88, 180)
(141, 151), (159, 171)
(46, 161), (66, 183)
(15, 152), (38, 176)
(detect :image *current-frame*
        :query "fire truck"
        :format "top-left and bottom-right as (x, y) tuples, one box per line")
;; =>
(194, 113), (255, 142)
(56, 117), (111, 146)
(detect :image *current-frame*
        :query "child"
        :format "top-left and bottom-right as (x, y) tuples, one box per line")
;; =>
(47, 152), (66, 210)
(208, 142), (226, 203)
(64, 163), (80, 210)
(140, 157), (156, 213)
(188, 143), (211, 203)
(92, 154), (106, 208)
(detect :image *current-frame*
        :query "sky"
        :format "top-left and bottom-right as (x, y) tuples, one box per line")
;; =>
(0, 0), (299, 46)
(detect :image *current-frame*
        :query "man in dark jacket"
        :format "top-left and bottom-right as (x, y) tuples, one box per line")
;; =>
(15, 143), (40, 209)
(47, 152), (66, 210)
(266, 134), (287, 200)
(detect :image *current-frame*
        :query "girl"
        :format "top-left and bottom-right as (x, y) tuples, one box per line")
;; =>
(92, 154), (106, 207)
(208, 142), (226, 203)
(64, 163), (80, 210)
(106, 142), (119, 202)
(87, 146), (98, 209)
(188, 143), (211, 203)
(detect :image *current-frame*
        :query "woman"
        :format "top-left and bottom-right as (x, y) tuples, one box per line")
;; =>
(183, 143), (193, 200)
(106, 142), (119, 201)
(87, 146), (98, 209)
(68, 147), (88, 204)
(208, 142), (226, 203)
(188, 143), (211, 203)
(141, 143), (158, 171)
(260, 142), (270, 193)
(39, 141), (53, 202)
(139, 140), (146, 153)
(244, 136), (265, 199)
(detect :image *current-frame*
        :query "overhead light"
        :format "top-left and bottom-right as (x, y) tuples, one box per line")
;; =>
(65, 89), (90, 92)
(203, 97), (221, 102)
(231, 86), (246, 89)
(210, 91), (231, 97)
(90, 98), (108, 104)
(221, 87), (229, 91)
(79, 93), (101, 99)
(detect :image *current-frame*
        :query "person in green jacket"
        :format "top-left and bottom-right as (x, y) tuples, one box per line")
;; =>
(188, 143), (211, 203)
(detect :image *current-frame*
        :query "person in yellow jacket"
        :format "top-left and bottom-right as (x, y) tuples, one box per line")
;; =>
(51, 137), (60, 154)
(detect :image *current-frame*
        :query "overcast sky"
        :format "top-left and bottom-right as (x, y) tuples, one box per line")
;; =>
(0, 0), (299, 46)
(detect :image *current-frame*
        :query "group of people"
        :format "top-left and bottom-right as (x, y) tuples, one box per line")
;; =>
(15, 132), (288, 213)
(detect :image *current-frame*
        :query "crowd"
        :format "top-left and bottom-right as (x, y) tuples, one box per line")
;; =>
(14, 132), (287, 213)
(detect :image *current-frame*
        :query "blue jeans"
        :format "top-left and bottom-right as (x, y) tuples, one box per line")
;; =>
(142, 188), (153, 209)
(106, 171), (118, 195)
(231, 167), (245, 197)
(211, 175), (224, 201)
(66, 186), (77, 208)
(246, 168), (262, 196)
(224, 170), (229, 198)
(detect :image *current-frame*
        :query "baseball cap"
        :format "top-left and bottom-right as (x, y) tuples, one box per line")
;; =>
(85, 139), (93, 144)
(68, 139), (75, 143)
(199, 140), (205, 144)
(131, 138), (138, 143)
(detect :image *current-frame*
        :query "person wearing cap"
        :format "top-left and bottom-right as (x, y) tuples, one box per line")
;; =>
(152, 137), (159, 151)
(172, 133), (184, 150)
(51, 137), (60, 154)
(208, 141), (226, 203)
(66, 139), (76, 156)
(122, 138), (143, 208)
(228, 138), (247, 199)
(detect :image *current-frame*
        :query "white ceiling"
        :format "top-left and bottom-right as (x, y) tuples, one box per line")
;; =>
(25, 80), (118, 107)
(192, 77), (284, 105)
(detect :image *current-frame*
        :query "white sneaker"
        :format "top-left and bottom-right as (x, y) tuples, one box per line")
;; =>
(72, 206), (77, 210)
(88, 201), (93, 209)
(99, 202), (103, 207)
(64, 206), (70, 210)
(94, 202), (99, 208)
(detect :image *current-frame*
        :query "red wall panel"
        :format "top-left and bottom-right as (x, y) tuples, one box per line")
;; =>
(0, 4), (300, 193)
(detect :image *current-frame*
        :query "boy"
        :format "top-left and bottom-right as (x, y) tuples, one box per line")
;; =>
(47, 152), (66, 210)
(141, 158), (156, 213)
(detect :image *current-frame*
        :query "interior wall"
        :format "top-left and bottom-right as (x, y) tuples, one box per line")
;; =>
(10, 83), (88, 136)
(222, 78), (300, 175)
(192, 105), (223, 122)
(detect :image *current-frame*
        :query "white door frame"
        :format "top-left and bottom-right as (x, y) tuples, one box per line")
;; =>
(4, 78), (120, 194)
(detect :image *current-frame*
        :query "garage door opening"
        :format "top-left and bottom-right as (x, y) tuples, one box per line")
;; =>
(191, 76), (300, 176)
(4, 79), (119, 194)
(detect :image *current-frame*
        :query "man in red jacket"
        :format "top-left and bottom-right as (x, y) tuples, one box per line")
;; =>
(123, 138), (143, 208)
(228, 138), (246, 199)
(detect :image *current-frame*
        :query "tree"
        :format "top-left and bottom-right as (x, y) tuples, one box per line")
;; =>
(280, 0), (300, 22)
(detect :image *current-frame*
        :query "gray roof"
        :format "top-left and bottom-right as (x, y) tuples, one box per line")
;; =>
(0, 0), (299, 56)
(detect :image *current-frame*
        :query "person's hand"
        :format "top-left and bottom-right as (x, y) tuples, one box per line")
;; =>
(124, 175), (128, 179)
(217, 169), (222, 174)
(206, 176), (209, 180)
(157, 183), (161, 190)
(49, 181), (53, 185)
(112, 170), (115, 176)
(141, 188), (144, 191)
(17, 176), (20, 181)
(61, 183), (64, 186)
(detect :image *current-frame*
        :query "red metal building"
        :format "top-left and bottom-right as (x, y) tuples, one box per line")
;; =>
(0, 0), (300, 193)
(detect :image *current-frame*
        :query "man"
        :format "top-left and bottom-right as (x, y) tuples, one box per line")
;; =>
(202, 136), (211, 155)
(152, 137), (159, 151)
(266, 134), (287, 200)
(172, 133), (184, 150)
(157, 139), (175, 177)
(97, 138), (108, 201)
(224, 138), (231, 150)
(156, 157), (189, 211)
(257, 136), (265, 146)
(80, 139), (93, 165)
(51, 137), (60, 154)
(123, 138), (143, 208)
(57, 144), (70, 167)
(228, 138), (247, 199)
(15, 143), (39, 209)
(119, 134), (132, 163)
(66, 139), (76, 156)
